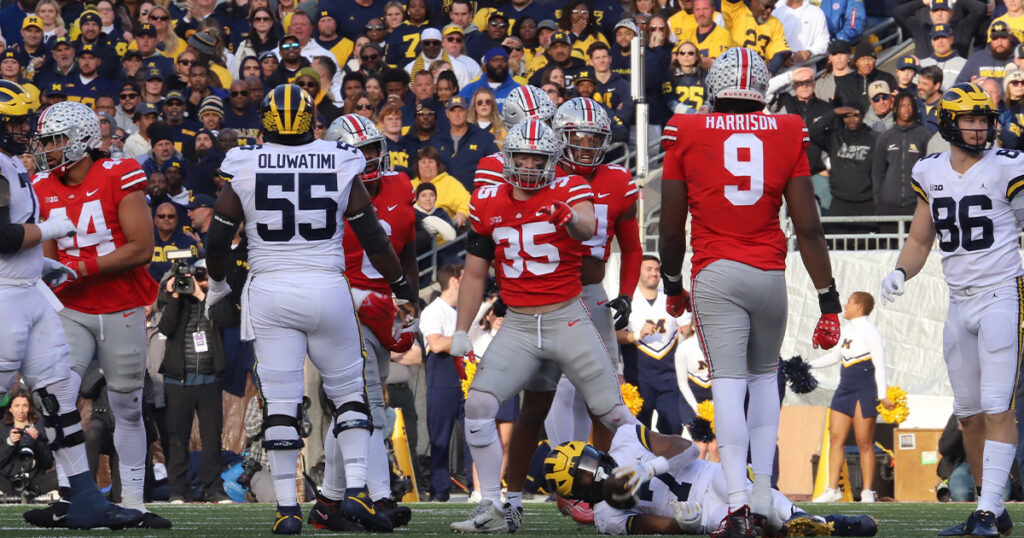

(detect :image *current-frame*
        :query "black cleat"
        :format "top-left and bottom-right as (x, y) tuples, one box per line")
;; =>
(340, 487), (392, 533)
(939, 510), (998, 537)
(375, 498), (412, 528)
(309, 492), (361, 531)
(825, 514), (878, 536)
(132, 511), (173, 529)
(712, 505), (759, 538)
(996, 510), (1013, 536)
(23, 498), (69, 528)
(273, 504), (303, 535)
(67, 503), (145, 530)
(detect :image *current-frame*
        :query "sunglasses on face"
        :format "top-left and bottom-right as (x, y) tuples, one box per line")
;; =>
(253, 16), (272, 21)
(230, 90), (247, 96)
(356, 103), (373, 110)
(296, 81), (317, 88)
(489, 20), (508, 28)
(446, 36), (463, 43)
(178, 59), (192, 65)
(871, 94), (891, 102)
(504, 44), (523, 52)
(155, 214), (176, 219)
(281, 42), (300, 50)
(361, 53), (380, 61)
(476, 100), (492, 106)
(150, 15), (168, 21)
(651, 26), (667, 32)
(1012, 80), (1024, 86)
(120, 92), (138, 99)
(677, 50), (696, 56)
(366, 24), (385, 30)
(793, 80), (814, 87)
(422, 40), (441, 46)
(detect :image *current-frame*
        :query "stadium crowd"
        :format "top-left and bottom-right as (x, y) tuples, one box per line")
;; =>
(4, 0), (1024, 534)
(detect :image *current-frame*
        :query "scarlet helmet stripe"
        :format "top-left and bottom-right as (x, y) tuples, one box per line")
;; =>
(345, 114), (364, 138)
(521, 87), (536, 113)
(738, 48), (750, 91)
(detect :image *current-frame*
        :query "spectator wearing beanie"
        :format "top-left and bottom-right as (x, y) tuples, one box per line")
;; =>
(198, 95), (224, 134)
(185, 61), (229, 121)
(141, 124), (182, 177)
(834, 40), (896, 111)
(293, 66), (343, 125)
(459, 46), (521, 112)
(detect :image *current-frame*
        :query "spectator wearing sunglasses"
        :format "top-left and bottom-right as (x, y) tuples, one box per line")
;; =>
(1000, 69), (1024, 150)
(222, 79), (261, 145)
(355, 42), (385, 76)
(263, 34), (309, 90)
(441, 24), (481, 88)
(115, 81), (143, 135)
(364, 17), (388, 49)
(468, 11), (511, 63)
(335, 0), (384, 41)
(864, 80), (894, 133)
(150, 202), (199, 282)
(230, 7), (280, 75)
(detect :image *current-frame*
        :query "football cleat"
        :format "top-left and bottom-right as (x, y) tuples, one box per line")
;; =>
(131, 511), (172, 529)
(825, 514), (878, 536)
(711, 505), (759, 538)
(450, 499), (509, 534)
(308, 492), (359, 531)
(504, 501), (523, 533)
(67, 504), (145, 530)
(939, 510), (1001, 537)
(23, 497), (69, 528)
(997, 509), (1013, 536)
(340, 487), (393, 532)
(556, 496), (594, 525)
(272, 504), (303, 535)
(783, 511), (833, 537)
(375, 497), (412, 528)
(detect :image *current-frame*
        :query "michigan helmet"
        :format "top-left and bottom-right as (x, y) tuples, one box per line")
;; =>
(502, 119), (561, 190)
(552, 97), (612, 174)
(705, 47), (770, 109)
(325, 114), (389, 182)
(543, 441), (617, 504)
(937, 82), (999, 153)
(32, 101), (100, 175)
(0, 80), (35, 155)
(502, 85), (557, 128)
(261, 83), (315, 145)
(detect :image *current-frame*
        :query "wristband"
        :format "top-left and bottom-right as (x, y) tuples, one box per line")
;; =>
(895, 268), (906, 278)
(389, 274), (417, 304)
(84, 258), (99, 277)
(817, 278), (841, 314)
(661, 271), (683, 296)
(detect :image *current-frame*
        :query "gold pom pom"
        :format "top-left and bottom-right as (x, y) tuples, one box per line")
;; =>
(461, 360), (477, 399)
(696, 400), (715, 433)
(877, 385), (910, 425)
(620, 383), (644, 416)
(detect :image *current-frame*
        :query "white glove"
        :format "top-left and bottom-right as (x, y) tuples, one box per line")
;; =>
(612, 456), (670, 496)
(36, 215), (77, 242)
(41, 257), (76, 288)
(672, 501), (703, 533)
(880, 269), (906, 304)
(423, 215), (457, 241)
(450, 330), (473, 358)
(203, 277), (231, 319)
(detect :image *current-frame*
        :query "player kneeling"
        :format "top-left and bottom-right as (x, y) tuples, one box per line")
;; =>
(544, 428), (878, 537)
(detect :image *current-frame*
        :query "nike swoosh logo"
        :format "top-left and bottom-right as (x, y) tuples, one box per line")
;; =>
(597, 300), (607, 305)
(387, 204), (398, 211)
(86, 189), (99, 196)
(469, 428), (481, 434)
(568, 319), (580, 327)
(53, 514), (65, 522)
(597, 193), (610, 198)
(123, 311), (136, 317)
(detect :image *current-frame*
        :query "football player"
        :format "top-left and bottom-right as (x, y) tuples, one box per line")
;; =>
(502, 97), (644, 525)
(310, 113), (418, 530)
(881, 83), (1020, 538)
(543, 430), (879, 537)
(29, 101), (169, 529)
(448, 119), (639, 533)
(473, 85), (557, 190)
(0, 81), (144, 531)
(204, 84), (417, 535)
(658, 48), (840, 537)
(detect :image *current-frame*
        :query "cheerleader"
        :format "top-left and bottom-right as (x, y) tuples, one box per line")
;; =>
(810, 292), (895, 504)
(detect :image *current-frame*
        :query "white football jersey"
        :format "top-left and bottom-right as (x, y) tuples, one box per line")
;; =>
(0, 153), (42, 280)
(627, 289), (682, 359)
(594, 425), (718, 535)
(911, 149), (1024, 291)
(223, 139), (366, 276)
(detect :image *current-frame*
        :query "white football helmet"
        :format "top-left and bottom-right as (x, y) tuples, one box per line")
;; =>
(552, 97), (612, 175)
(502, 119), (561, 191)
(325, 114), (389, 182)
(704, 47), (770, 108)
(501, 85), (556, 128)
(32, 101), (101, 175)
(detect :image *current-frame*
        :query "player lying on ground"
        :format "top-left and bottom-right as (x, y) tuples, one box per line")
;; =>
(544, 426), (878, 537)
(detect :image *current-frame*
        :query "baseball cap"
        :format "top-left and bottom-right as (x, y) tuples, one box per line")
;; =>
(165, 90), (185, 103)
(538, 19), (558, 32)
(96, 111), (115, 124)
(145, 67), (163, 80)
(853, 40), (875, 59)
(187, 193), (216, 210)
(990, 20), (1013, 39)
(550, 31), (572, 46)
(931, 0), (952, 10)
(868, 80), (891, 99)
(421, 28), (442, 42)
(21, 15), (42, 30)
(416, 99), (439, 114)
(443, 23), (464, 36)
(931, 23), (952, 38)
(897, 55), (919, 72)
(52, 36), (72, 49)
(136, 23), (157, 37)
(446, 95), (468, 110)
(137, 101), (160, 116)
(78, 10), (101, 26)
(614, 19), (637, 34)
(45, 82), (67, 97)
(124, 49), (142, 61)
(258, 50), (277, 62)
(77, 43), (100, 57)
(574, 69), (595, 84)
(828, 40), (851, 55)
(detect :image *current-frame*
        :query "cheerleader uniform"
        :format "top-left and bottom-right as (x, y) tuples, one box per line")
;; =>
(676, 333), (712, 412)
(809, 316), (888, 418)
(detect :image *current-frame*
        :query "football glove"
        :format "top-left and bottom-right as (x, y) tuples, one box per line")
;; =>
(613, 456), (670, 497)
(391, 319), (418, 353)
(881, 269), (906, 304)
(605, 294), (632, 330)
(672, 501), (703, 534)
(812, 313), (841, 350)
(37, 215), (77, 242)
(661, 272), (692, 316)
(41, 257), (76, 288)
(204, 278), (231, 319)
(538, 200), (578, 227)
(451, 330), (473, 358)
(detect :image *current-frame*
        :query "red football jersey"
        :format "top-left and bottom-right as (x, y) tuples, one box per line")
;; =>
(33, 158), (158, 314)
(661, 112), (810, 276)
(473, 152), (505, 190)
(470, 175), (594, 307)
(556, 163), (639, 261)
(343, 170), (417, 294)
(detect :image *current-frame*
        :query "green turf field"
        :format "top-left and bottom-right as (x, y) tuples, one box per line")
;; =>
(0, 502), (1019, 536)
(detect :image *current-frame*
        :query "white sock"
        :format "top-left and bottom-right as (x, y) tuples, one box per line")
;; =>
(751, 474), (773, 517)
(506, 490), (522, 510)
(56, 461), (69, 489)
(335, 415), (370, 490)
(321, 431), (346, 501)
(712, 377), (750, 510)
(108, 389), (146, 510)
(367, 428), (391, 500)
(978, 439), (1016, 515)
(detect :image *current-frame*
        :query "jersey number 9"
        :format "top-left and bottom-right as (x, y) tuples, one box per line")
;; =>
(723, 133), (764, 206)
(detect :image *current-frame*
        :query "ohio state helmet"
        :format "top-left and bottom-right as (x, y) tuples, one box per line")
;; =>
(704, 47), (770, 108)
(551, 97), (612, 174)
(501, 85), (556, 128)
(502, 119), (560, 191)
(325, 114), (389, 182)
(32, 100), (101, 175)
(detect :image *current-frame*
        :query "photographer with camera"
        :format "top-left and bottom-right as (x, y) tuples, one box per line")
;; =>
(239, 394), (274, 503)
(0, 391), (57, 498)
(157, 255), (230, 503)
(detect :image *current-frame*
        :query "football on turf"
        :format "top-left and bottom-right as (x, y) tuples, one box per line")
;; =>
(602, 475), (637, 509)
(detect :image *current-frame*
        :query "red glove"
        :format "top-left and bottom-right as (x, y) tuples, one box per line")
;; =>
(538, 200), (577, 227)
(812, 313), (841, 349)
(665, 290), (692, 317)
(453, 352), (475, 380)
(389, 321), (418, 353)
(357, 291), (400, 347)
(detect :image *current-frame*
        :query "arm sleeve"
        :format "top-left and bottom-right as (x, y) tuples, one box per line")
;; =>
(836, 0), (865, 42)
(867, 325), (888, 400)
(808, 349), (841, 368)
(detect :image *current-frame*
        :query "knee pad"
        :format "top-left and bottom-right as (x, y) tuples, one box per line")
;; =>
(465, 390), (500, 421)
(327, 396), (373, 435)
(465, 418), (499, 447)
(597, 404), (639, 431)
(36, 387), (84, 450)
(261, 403), (305, 451)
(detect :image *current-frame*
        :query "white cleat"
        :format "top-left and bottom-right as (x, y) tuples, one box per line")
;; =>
(450, 500), (510, 534)
(859, 489), (877, 503)
(812, 488), (843, 503)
